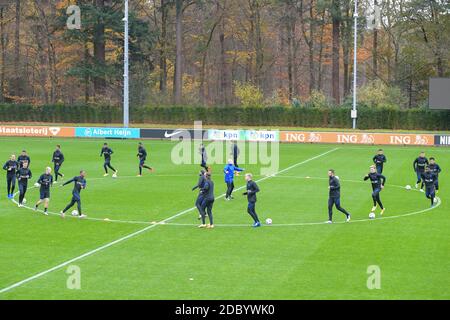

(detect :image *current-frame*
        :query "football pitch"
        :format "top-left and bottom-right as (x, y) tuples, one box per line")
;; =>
(0, 137), (448, 300)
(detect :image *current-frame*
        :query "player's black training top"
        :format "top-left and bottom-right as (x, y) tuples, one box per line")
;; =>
(63, 176), (87, 195)
(200, 146), (207, 161)
(192, 174), (206, 191)
(364, 172), (386, 190)
(16, 168), (32, 185)
(245, 180), (260, 203)
(373, 154), (387, 166)
(18, 155), (31, 168)
(428, 163), (442, 177)
(52, 150), (65, 165)
(38, 174), (53, 191)
(3, 160), (19, 176)
(138, 146), (147, 160)
(201, 180), (215, 201)
(100, 147), (113, 160)
(329, 176), (341, 198)
(421, 172), (437, 189)
(413, 157), (429, 172)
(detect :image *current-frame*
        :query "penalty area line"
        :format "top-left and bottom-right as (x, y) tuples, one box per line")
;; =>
(0, 147), (338, 295)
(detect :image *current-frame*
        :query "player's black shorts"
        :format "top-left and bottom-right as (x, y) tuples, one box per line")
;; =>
(40, 189), (50, 200)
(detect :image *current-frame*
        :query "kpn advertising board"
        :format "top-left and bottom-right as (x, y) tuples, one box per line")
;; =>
(207, 129), (279, 142)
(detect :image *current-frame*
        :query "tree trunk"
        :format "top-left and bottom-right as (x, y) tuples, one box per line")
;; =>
(317, 11), (325, 91)
(254, 1), (264, 89)
(93, 0), (106, 96)
(173, 0), (183, 104)
(36, 1), (57, 103)
(219, 6), (229, 106)
(12, 0), (21, 97)
(0, 7), (5, 102)
(331, 0), (340, 104)
(245, 14), (254, 83)
(287, 21), (293, 101)
(84, 42), (90, 104)
(159, 0), (168, 93)
(372, 0), (378, 78)
(308, 1), (315, 94)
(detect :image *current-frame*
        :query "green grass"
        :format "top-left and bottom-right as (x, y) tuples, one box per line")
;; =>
(0, 137), (448, 299)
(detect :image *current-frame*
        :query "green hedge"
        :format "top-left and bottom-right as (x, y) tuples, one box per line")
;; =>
(0, 104), (449, 130)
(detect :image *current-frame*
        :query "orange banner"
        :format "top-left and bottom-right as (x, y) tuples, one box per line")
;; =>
(0, 126), (74, 137)
(280, 131), (434, 146)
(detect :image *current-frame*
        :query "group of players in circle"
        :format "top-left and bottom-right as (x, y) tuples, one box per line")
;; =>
(195, 146), (443, 227)
(3, 142), (442, 227)
(2, 142), (153, 219)
(325, 149), (442, 224)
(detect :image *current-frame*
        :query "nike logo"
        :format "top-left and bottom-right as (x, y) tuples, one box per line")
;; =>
(164, 130), (183, 138)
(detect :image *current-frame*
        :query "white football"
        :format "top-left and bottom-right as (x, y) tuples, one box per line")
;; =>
(405, 185), (412, 190)
(22, 198), (27, 204)
(34, 183), (40, 188)
(369, 212), (376, 219)
(112, 174), (117, 179)
(71, 210), (79, 216)
(265, 218), (273, 225)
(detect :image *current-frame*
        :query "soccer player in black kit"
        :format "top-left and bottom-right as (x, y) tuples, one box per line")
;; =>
(52, 145), (65, 182)
(137, 142), (153, 176)
(428, 157), (442, 193)
(327, 169), (351, 223)
(60, 170), (87, 219)
(34, 167), (53, 215)
(421, 167), (438, 207)
(372, 149), (386, 174)
(192, 169), (206, 220)
(3, 154), (19, 199)
(18, 150), (31, 169)
(243, 173), (261, 227)
(413, 152), (429, 191)
(16, 161), (32, 207)
(199, 143), (208, 171)
(231, 141), (240, 168)
(199, 172), (214, 229)
(100, 143), (118, 177)
(364, 165), (386, 215)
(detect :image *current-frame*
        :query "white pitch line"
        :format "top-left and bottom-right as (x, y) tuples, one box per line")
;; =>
(0, 148), (339, 294)
(13, 176), (423, 226)
(161, 196), (441, 227)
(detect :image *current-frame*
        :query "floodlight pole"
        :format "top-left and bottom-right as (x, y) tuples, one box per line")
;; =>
(123, 0), (129, 128)
(352, 0), (358, 130)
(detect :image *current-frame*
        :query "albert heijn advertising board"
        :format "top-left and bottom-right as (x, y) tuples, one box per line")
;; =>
(75, 127), (140, 139)
(0, 125), (74, 137)
(280, 131), (436, 146)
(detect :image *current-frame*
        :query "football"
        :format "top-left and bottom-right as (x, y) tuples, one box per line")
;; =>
(405, 185), (412, 190)
(369, 212), (376, 219)
(265, 218), (272, 225)
(22, 198), (27, 204)
(71, 210), (79, 217)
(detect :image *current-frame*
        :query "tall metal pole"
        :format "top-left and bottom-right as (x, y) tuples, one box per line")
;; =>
(123, 0), (129, 127)
(352, 0), (358, 129)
